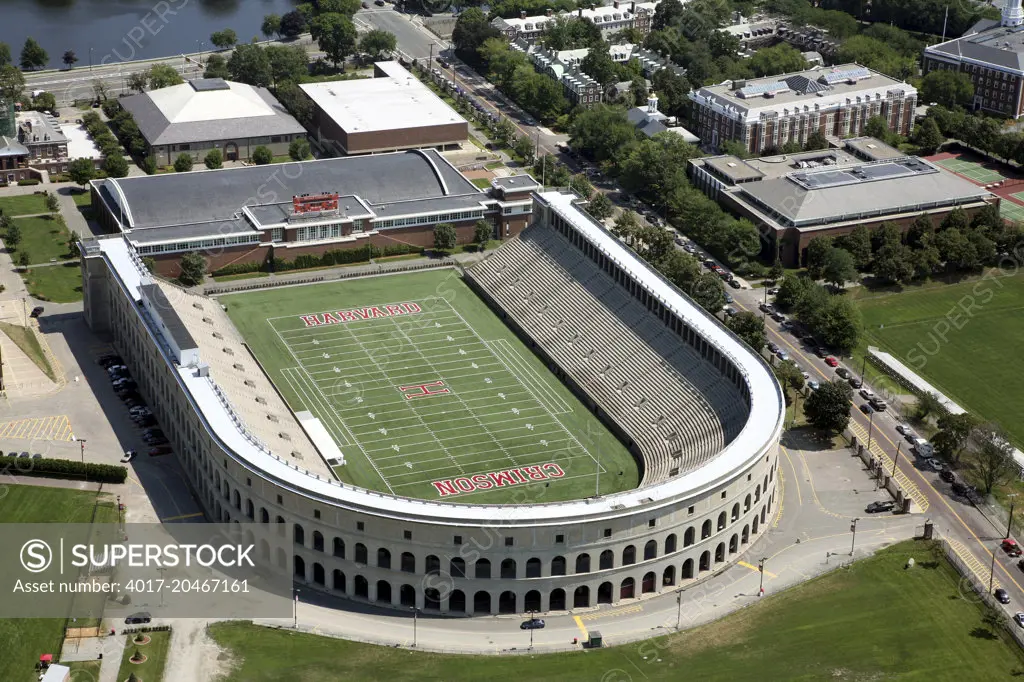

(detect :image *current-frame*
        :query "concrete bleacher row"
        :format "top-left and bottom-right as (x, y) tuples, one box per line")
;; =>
(467, 226), (748, 487)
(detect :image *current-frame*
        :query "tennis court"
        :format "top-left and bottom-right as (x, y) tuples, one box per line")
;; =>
(933, 156), (1007, 184)
(1002, 196), (1024, 222)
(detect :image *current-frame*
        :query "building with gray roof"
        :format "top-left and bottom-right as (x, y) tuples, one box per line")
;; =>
(922, 0), (1024, 117)
(689, 143), (996, 266)
(89, 149), (537, 278)
(118, 78), (306, 165)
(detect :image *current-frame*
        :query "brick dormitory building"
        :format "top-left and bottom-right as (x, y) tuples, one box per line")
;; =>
(88, 150), (539, 278)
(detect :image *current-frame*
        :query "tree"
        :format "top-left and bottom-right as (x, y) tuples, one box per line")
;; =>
(276, 82), (313, 127)
(17, 252), (30, 269)
(262, 14), (282, 39)
(864, 115), (891, 143)
(62, 50), (78, 69)
(141, 257), (156, 273)
(44, 191), (59, 212)
(933, 412), (979, 465)
(210, 29), (239, 50)
(749, 43), (807, 77)
(310, 13), (357, 68)
(768, 257), (784, 283)
(228, 44), (272, 87)
(433, 222), (457, 251)
(266, 44), (308, 88)
(126, 71), (149, 93)
(289, 138), (311, 161)
(921, 70), (974, 109)
(474, 220), (492, 248)
(822, 247), (857, 289)
(688, 272), (727, 313)
(580, 44), (618, 85)
(67, 230), (80, 258)
(653, 0), (685, 30)
(568, 105), (639, 163)
(840, 226), (872, 270)
(204, 149), (223, 170)
(5, 221), (21, 250)
(20, 38), (47, 70)
(453, 8), (498, 57)
(359, 29), (397, 61)
(178, 251), (207, 286)
(540, 16), (602, 50)
(67, 158), (95, 188)
(804, 131), (828, 151)
(940, 206), (969, 232)
(203, 54), (231, 80)
(103, 154), (129, 178)
(512, 136), (535, 164)
(0, 64), (25, 104)
(174, 153), (194, 173)
(587, 192), (614, 221)
(912, 118), (944, 154)
(969, 425), (1015, 495)
(148, 64), (183, 89)
(915, 391), (948, 420)
(774, 360), (807, 399)
(252, 146), (273, 165)
(817, 296), (863, 353)
(280, 10), (309, 38)
(726, 311), (766, 351)
(142, 156), (157, 175)
(873, 244), (914, 283)
(805, 236), (833, 280)
(92, 79), (109, 101)
(0, 42), (10, 67)
(804, 380), (852, 435)
(30, 92), (56, 113)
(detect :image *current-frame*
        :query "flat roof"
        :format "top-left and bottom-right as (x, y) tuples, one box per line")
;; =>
(140, 283), (197, 351)
(300, 62), (467, 135)
(703, 156), (764, 183)
(843, 136), (904, 161)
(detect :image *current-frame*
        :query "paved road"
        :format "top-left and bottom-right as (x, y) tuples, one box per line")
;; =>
(357, 8), (446, 61)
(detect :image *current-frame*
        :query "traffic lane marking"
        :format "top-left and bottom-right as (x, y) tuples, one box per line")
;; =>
(737, 560), (776, 578)
(580, 604), (643, 621)
(572, 615), (588, 640)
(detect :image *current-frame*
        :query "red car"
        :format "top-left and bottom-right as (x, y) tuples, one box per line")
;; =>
(825, 356), (839, 367)
(1003, 539), (1022, 557)
(148, 446), (172, 456)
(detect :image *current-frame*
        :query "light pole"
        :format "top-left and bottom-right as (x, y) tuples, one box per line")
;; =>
(1006, 493), (1018, 540)
(891, 440), (902, 478)
(78, 438), (87, 463)
(790, 391), (802, 430)
(675, 592), (682, 628)
(412, 606), (418, 647)
(293, 587), (299, 629)
(989, 545), (998, 595)
(849, 518), (859, 556)
(865, 409), (876, 452)
(528, 609), (535, 648)
(758, 556), (768, 596)
(89, 47), (93, 72)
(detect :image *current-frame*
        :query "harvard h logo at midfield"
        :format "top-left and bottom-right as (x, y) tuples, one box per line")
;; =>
(400, 381), (450, 400)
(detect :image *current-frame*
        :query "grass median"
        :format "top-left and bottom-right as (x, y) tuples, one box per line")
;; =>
(117, 630), (171, 682)
(0, 320), (58, 382)
(23, 262), (83, 303)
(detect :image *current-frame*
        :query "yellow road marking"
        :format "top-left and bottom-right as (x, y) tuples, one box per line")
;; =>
(947, 537), (999, 590)
(738, 560), (777, 578)
(781, 447), (803, 507)
(0, 416), (74, 441)
(580, 604), (642, 621)
(572, 615), (588, 640)
(161, 512), (205, 522)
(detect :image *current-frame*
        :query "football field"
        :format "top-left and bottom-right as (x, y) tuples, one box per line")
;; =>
(223, 270), (638, 503)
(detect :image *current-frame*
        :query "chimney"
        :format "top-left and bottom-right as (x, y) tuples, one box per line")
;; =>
(578, 7), (583, 16)
(546, 8), (552, 15)
(631, 1), (636, 11)
(520, 10), (527, 18)
(613, 0), (619, 7)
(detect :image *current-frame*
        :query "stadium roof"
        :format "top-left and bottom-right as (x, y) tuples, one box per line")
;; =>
(300, 62), (466, 134)
(119, 79), (304, 146)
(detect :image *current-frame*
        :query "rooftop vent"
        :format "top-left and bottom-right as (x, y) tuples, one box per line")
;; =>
(233, 362), (244, 371)
(256, 396), (267, 404)
(244, 379), (256, 387)
(212, 331), (223, 339)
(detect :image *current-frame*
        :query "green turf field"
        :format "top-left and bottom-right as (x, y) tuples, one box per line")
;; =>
(223, 269), (638, 503)
(855, 271), (1024, 445)
(209, 540), (1024, 681)
(0, 485), (118, 682)
(934, 155), (1006, 184)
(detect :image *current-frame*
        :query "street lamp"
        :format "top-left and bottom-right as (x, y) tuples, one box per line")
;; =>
(78, 438), (87, 463)
(528, 609), (535, 648)
(790, 391), (802, 430)
(293, 587), (300, 629)
(89, 47), (93, 72)
(891, 440), (902, 479)
(865, 408), (876, 452)
(758, 556), (768, 596)
(1006, 493), (1019, 540)
(849, 518), (859, 556)
(411, 606), (418, 648)
(675, 592), (682, 629)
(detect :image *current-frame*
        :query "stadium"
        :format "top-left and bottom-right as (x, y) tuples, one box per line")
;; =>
(80, 176), (785, 616)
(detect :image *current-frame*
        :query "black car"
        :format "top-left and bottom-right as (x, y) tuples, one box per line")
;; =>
(848, 376), (863, 388)
(125, 612), (151, 624)
(940, 470), (956, 483)
(728, 279), (741, 289)
(835, 368), (851, 379)
(866, 500), (895, 513)
(99, 355), (123, 367)
(520, 618), (545, 630)
(860, 403), (875, 415)
(767, 342), (779, 353)
(30, 306), (44, 318)
(996, 588), (1011, 604)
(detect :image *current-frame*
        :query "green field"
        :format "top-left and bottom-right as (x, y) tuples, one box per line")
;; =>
(855, 271), (1024, 445)
(117, 630), (171, 682)
(24, 262), (84, 303)
(0, 194), (49, 217)
(13, 215), (72, 264)
(223, 270), (638, 503)
(0, 321), (58, 381)
(209, 540), (1024, 681)
(0, 485), (118, 682)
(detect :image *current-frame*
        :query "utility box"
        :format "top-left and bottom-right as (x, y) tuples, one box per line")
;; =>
(588, 631), (603, 648)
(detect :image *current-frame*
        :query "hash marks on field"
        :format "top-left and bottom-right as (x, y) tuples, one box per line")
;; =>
(270, 298), (602, 497)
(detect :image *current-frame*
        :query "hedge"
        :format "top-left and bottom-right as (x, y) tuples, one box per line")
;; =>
(212, 260), (264, 277)
(0, 456), (127, 483)
(17, 179), (40, 186)
(123, 625), (172, 634)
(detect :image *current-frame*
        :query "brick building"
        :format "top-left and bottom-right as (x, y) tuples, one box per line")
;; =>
(688, 64), (917, 155)
(922, 0), (1024, 118)
(88, 150), (537, 278)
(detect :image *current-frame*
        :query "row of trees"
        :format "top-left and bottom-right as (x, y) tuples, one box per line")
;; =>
(125, 64), (184, 94)
(80, 111), (129, 178)
(774, 275), (863, 352)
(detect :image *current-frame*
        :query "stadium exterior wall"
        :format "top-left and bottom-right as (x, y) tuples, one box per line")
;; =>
(80, 235), (782, 618)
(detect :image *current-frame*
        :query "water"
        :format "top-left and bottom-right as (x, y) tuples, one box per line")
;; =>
(0, 0), (299, 69)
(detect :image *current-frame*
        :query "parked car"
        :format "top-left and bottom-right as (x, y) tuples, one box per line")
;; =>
(848, 376), (863, 388)
(770, 311), (786, 323)
(869, 397), (888, 411)
(835, 367), (851, 379)
(767, 342), (779, 353)
(520, 618), (545, 630)
(1013, 612), (1024, 628)
(925, 458), (944, 472)
(996, 588), (1011, 604)
(98, 355), (122, 367)
(860, 403), (875, 415)
(895, 423), (912, 436)
(30, 306), (44, 318)
(728, 279), (741, 289)
(32, 453), (42, 459)
(767, 287), (779, 295)
(125, 612), (151, 624)
(815, 347), (829, 358)
(1003, 539), (1023, 557)
(860, 389), (876, 401)
(940, 470), (956, 483)
(776, 350), (789, 361)
(148, 446), (172, 456)
(824, 356), (839, 367)
(911, 438), (933, 457)
(121, 450), (136, 463)
(865, 500), (895, 513)
(807, 380), (820, 391)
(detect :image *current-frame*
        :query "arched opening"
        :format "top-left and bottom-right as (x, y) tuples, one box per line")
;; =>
(400, 584), (415, 607)
(551, 556), (566, 576)
(498, 590), (516, 614)
(731, 503), (740, 522)
(752, 515), (760, 535)
(684, 527), (695, 547)
(642, 571), (656, 593)
(620, 577), (635, 600)
(715, 542), (725, 563)
(354, 575), (368, 598)
(355, 543), (367, 564)
(644, 540), (657, 561)
(425, 555), (441, 574)
(260, 508), (269, 523)
(764, 475), (769, 493)
(232, 489), (240, 509)
(475, 558), (491, 579)
(425, 588), (441, 610)
(245, 499), (254, 520)
(622, 545), (636, 566)
(401, 552), (415, 573)
(313, 562), (325, 585)
(312, 531), (324, 553)
(550, 588), (566, 611)
(744, 494), (751, 512)
(377, 548), (391, 569)
(293, 524), (305, 546)
(501, 558), (517, 579)
(474, 591), (491, 614)
(729, 534), (739, 554)
(598, 581), (613, 604)
(598, 549), (613, 570)
(450, 589), (466, 613)
(526, 558), (541, 578)
(682, 558), (694, 579)
(755, 484), (761, 502)
(293, 555), (306, 580)
(451, 557), (466, 578)
(573, 585), (590, 608)
(333, 537), (345, 558)
(665, 534), (677, 554)
(333, 569), (345, 592)
(699, 551), (711, 572)
(377, 580), (392, 604)
(259, 539), (270, 562)
(575, 553), (590, 574)
(276, 547), (286, 569)
(524, 589), (541, 612)
(717, 511), (727, 531)
(742, 524), (750, 544)
(663, 565), (675, 586)
(701, 520), (712, 539)
(761, 506), (767, 523)
(276, 516), (285, 537)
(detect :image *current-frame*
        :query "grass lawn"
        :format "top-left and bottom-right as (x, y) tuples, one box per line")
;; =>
(0, 485), (117, 682)
(65, 660), (101, 676)
(212, 271), (271, 283)
(222, 270), (638, 503)
(0, 194), (49, 217)
(852, 270), (1024, 445)
(209, 540), (1024, 681)
(13, 215), (72, 264)
(0, 320), (57, 382)
(70, 190), (91, 208)
(471, 177), (492, 189)
(117, 630), (171, 682)
(23, 262), (83, 303)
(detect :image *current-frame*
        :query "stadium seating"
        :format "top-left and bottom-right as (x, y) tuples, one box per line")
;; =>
(467, 226), (749, 486)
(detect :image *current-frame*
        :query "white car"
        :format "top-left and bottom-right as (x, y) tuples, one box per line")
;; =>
(926, 458), (944, 472)
(1014, 612), (1024, 628)
(895, 423), (911, 436)
(859, 388), (875, 401)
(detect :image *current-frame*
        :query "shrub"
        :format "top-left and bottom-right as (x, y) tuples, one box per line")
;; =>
(173, 153), (194, 173)
(0, 457), (127, 483)
(251, 146), (273, 165)
(16, 179), (40, 186)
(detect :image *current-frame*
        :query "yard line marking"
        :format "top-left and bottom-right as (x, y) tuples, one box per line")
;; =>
(488, 339), (571, 414)
(280, 367), (352, 447)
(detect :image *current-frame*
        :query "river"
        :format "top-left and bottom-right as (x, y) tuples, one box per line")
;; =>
(0, 0), (299, 69)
